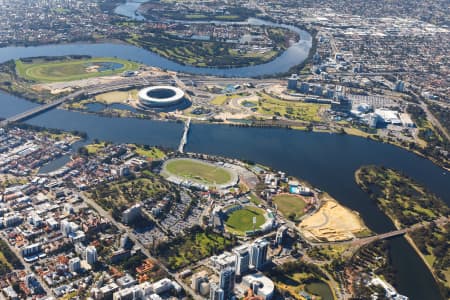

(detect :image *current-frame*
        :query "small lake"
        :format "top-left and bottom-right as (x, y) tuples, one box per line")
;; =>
(305, 281), (334, 300)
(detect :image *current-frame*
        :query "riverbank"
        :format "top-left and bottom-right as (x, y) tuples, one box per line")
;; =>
(2, 75), (448, 172)
(1, 89), (448, 298)
(355, 165), (450, 298)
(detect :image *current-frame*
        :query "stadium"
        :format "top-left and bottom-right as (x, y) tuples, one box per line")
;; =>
(138, 86), (185, 108)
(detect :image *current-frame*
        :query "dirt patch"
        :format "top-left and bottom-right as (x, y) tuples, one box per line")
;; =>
(299, 197), (368, 242)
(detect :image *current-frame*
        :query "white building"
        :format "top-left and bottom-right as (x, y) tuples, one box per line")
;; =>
(122, 204), (142, 224)
(211, 252), (236, 271)
(152, 278), (173, 294)
(85, 245), (97, 265)
(287, 74), (298, 90)
(191, 270), (209, 293)
(69, 257), (81, 273)
(219, 268), (235, 300)
(233, 245), (250, 276)
(250, 239), (269, 270)
(113, 285), (143, 300)
(275, 225), (287, 245)
(3, 212), (22, 227)
(370, 277), (408, 300)
(21, 243), (41, 257)
(399, 113), (414, 128)
(209, 283), (224, 300)
(242, 273), (274, 300)
(374, 108), (401, 125)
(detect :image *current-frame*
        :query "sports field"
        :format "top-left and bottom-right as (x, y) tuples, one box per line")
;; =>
(164, 158), (233, 185)
(15, 57), (139, 82)
(273, 194), (307, 221)
(225, 206), (266, 233)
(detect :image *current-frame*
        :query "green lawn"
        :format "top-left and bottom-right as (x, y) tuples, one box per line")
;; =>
(134, 145), (166, 160)
(15, 57), (139, 82)
(85, 142), (107, 155)
(273, 194), (307, 221)
(257, 92), (327, 122)
(210, 94), (243, 105)
(164, 159), (232, 185)
(225, 206), (266, 233)
(157, 228), (235, 270)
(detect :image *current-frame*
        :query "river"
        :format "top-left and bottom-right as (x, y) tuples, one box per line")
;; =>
(0, 91), (447, 299)
(0, 6), (447, 297)
(0, 17), (311, 78)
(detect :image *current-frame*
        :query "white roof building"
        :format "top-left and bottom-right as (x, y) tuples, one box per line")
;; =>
(374, 108), (401, 125)
(242, 273), (274, 300)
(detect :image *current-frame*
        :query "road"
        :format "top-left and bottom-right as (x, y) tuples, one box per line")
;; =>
(320, 216), (450, 247)
(419, 101), (450, 141)
(78, 192), (203, 300)
(0, 74), (172, 128)
(0, 235), (54, 297)
(0, 90), (85, 128)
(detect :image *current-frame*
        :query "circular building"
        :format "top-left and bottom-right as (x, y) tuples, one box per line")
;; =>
(138, 86), (185, 107)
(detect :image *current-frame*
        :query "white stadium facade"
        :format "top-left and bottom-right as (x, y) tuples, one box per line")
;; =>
(138, 86), (185, 108)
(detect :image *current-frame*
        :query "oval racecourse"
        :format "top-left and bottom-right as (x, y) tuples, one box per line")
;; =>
(161, 158), (238, 189)
(15, 57), (139, 82)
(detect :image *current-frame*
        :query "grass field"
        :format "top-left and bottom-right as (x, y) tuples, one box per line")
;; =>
(15, 57), (139, 82)
(211, 94), (243, 105)
(95, 89), (139, 104)
(256, 92), (328, 122)
(273, 194), (307, 221)
(85, 142), (107, 155)
(164, 159), (233, 185)
(133, 145), (166, 160)
(225, 206), (266, 233)
(157, 227), (235, 270)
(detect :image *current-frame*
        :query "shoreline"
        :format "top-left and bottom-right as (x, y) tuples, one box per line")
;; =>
(1, 80), (448, 172)
(0, 31), (309, 73)
(2, 86), (449, 173)
(354, 166), (449, 299)
(403, 234), (441, 289)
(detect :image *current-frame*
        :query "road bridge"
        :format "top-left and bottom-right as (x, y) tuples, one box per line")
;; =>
(0, 77), (161, 128)
(178, 118), (191, 153)
(348, 216), (449, 247)
(299, 216), (450, 248)
(0, 90), (85, 128)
